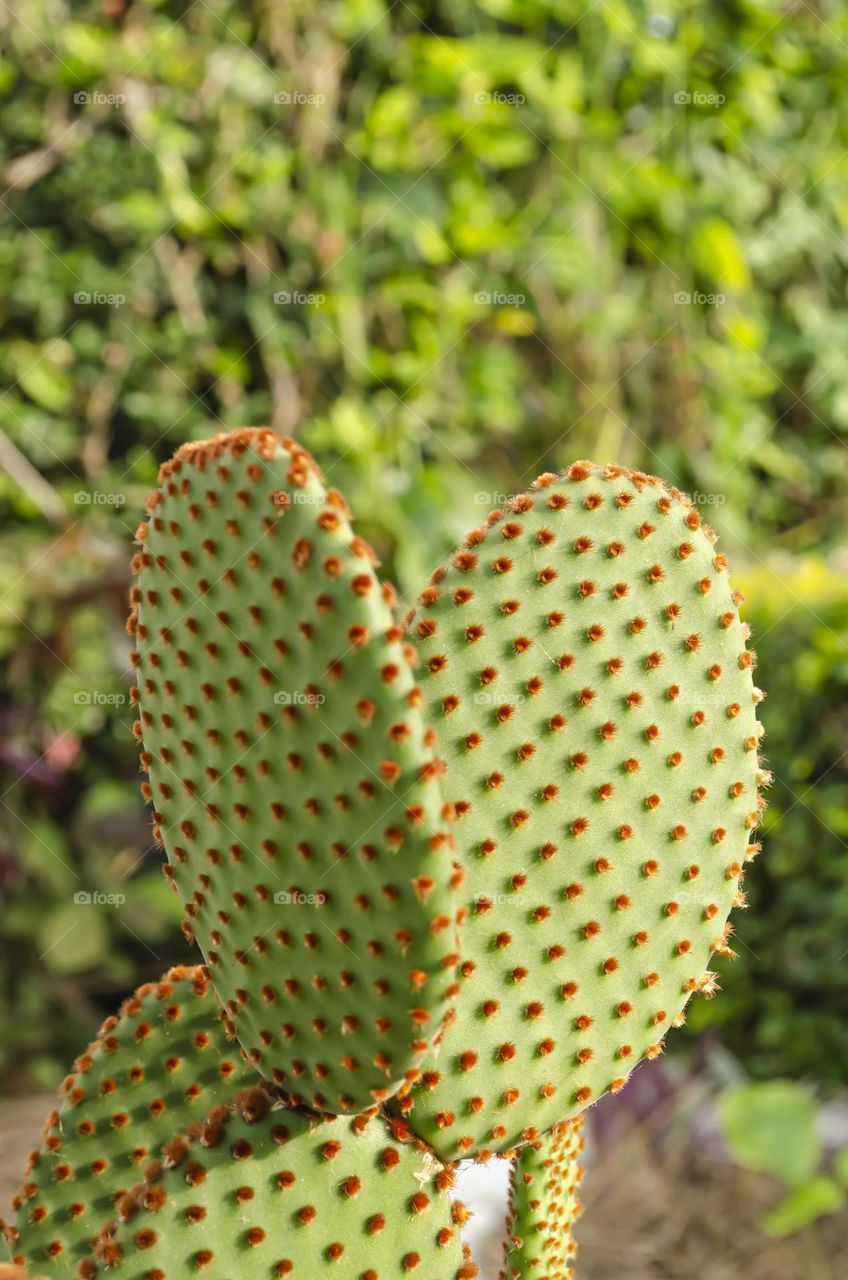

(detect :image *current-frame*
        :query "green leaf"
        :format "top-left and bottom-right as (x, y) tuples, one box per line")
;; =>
(690, 218), (752, 292)
(412, 220), (452, 265)
(125, 871), (184, 930)
(12, 344), (73, 413)
(20, 817), (75, 894)
(717, 1081), (820, 1186)
(37, 900), (109, 974)
(760, 1177), (844, 1236)
(79, 779), (136, 820)
(834, 1146), (848, 1187)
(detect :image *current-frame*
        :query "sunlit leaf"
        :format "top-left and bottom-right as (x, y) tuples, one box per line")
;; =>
(760, 1177), (844, 1236)
(718, 1082), (820, 1186)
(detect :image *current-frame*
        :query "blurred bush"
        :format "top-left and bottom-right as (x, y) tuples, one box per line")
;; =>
(1, 0), (847, 1090)
(718, 1080), (848, 1235)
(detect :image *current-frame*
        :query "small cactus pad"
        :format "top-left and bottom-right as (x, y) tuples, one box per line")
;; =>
(397, 463), (765, 1158)
(131, 429), (459, 1113)
(501, 1119), (584, 1280)
(81, 1098), (474, 1280)
(11, 966), (254, 1277)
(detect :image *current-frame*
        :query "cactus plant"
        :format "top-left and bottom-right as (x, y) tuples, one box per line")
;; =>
(77, 1100), (472, 1280)
(501, 1119), (585, 1280)
(7, 432), (766, 1280)
(129, 429), (459, 1116)
(393, 462), (765, 1159)
(8, 966), (255, 1276)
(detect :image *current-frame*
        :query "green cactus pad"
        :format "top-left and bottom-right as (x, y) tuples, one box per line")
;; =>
(11, 966), (254, 1277)
(131, 429), (459, 1114)
(81, 1098), (475, 1280)
(396, 463), (765, 1159)
(501, 1119), (584, 1280)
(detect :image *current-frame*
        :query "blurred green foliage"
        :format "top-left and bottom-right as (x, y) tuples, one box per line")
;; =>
(0, 0), (846, 1090)
(719, 1080), (848, 1235)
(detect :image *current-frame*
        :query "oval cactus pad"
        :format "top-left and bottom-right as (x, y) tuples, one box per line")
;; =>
(11, 967), (254, 1277)
(397, 463), (765, 1158)
(501, 1119), (584, 1280)
(131, 430), (459, 1114)
(81, 1102), (473, 1280)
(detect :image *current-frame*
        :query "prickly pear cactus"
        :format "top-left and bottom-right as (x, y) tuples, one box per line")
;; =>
(130, 429), (459, 1114)
(9, 438), (767, 1280)
(501, 1119), (585, 1280)
(79, 1097), (474, 1280)
(396, 463), (766, 1158)
(10, 967), (254, 1277)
